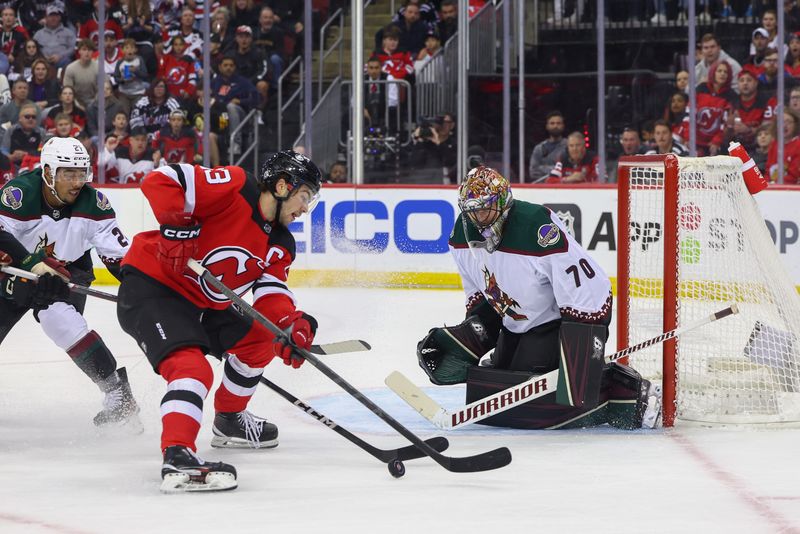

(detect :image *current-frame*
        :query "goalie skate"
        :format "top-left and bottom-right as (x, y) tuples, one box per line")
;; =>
(211, 410), (278, 449)
(641, 382), (663, 429)
(160, 446), (237, 494)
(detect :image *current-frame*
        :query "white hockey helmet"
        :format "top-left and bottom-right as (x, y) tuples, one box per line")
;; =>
(40, 136), (93, 185)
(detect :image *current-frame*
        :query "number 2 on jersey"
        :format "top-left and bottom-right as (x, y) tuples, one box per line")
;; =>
(566, 258), (595, 287)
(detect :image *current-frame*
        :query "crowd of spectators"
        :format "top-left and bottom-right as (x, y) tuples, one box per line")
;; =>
(529, 7), (800, 185)
(0, 0), (304, 185)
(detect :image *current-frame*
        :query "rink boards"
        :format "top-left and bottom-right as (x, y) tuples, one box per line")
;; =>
(91, 184), (800, 291)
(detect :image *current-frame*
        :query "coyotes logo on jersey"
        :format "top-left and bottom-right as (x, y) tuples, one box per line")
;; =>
(482, 266), (527, 321)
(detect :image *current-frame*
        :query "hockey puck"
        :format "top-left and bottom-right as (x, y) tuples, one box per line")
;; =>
(388, 459), (405, 478)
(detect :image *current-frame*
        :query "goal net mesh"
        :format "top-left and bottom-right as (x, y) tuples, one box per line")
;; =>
(622, 156), (800, 425)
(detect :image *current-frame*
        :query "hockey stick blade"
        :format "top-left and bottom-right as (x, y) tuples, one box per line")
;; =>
(259, 375), (448, 463)
(1, 265), (118, 303)
(310, 339), (372, 355)
(187, 259), (511, 473)
(386, 304), (740, 430)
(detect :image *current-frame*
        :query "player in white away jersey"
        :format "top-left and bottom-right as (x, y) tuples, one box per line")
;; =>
(416, 166), (662, 429)
(0, 137), (141, 430)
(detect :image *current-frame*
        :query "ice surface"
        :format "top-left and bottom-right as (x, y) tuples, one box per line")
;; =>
(1, 288), (799, 533)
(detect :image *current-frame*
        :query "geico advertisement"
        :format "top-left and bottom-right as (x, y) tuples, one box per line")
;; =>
(95, 185), (800, 285)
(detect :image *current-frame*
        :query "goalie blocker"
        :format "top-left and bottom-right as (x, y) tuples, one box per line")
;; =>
(417, 314), (660, 430)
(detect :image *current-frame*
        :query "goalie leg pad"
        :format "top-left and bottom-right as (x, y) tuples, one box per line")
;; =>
(555, 321), (608, 408)
(604, 363), (662, 429)
(417, 315), (499, 385)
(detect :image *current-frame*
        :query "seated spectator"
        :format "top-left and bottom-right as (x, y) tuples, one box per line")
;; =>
(151, 109), (199, 165)
(230, 26), (270, 110)
(758, 48), (794, 96)
(1, 103), (45, 164)
(790, 86), (800, 114)
(184, 88), (224, 166)
(414, 29), (441, 71)
(230, 0), (260, 33)
(210, 55), (258, 155)
(28, 59), (59, 111)
(78, 0), (124, 47)
(0, 78), (35, 125)
(437, 0), (457, 44)
(122, 0), (157, 44)
(619, 127), (644, 157)
(664, 91), (688, 138)
(129, 77), (180, 138)
(157, 36), (197, 101)
(87, 79), (124, 137)
(528, 110), (566, 183)
(375, 1), (428, 56)
(767, 109), (800, 184)
(547, 131), (600, 183)
(744, 28), (770, 74)
(154, 0), (185, 32)
(163, 7), (203, 60)
(46, 112), (80, 141)
(210, 7), (235, 54)
(392, 1), (440, 32)
(645, 120), (689, 156)
(10, 39), (45, 82)
(94, 30), (123, 79)
(33, 4), (76, 69)
(757, 9), (782, 53)
(44, 86), (88, 133)
(252, 6), (285, 86)
(110, 110), (130, 147)
(114, 38), (150, 113)
(63, 39), (99, 109)
(0, 7), (30, 65)
(103, 125), (157, 183)
(786, 33), (800, 78)
(326, 161), (347, 183)
(409, 112), (457, 183)
(733, 67), (770, 150)
(752, 124), (772, 176)
(695, 33), (741, 93)
(693, 60), (735, 156)
(675, 70), (689, 94)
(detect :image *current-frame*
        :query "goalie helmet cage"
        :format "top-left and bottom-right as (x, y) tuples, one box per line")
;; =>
(617, 154), (800, 427)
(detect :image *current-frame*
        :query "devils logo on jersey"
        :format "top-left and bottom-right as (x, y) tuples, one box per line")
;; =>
(166, 66), (187, 86)
(198, 246), (266, 302)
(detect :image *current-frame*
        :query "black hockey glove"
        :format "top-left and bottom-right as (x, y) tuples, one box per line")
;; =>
(4, 273), (71, 310)
(417, 315), (499, 385)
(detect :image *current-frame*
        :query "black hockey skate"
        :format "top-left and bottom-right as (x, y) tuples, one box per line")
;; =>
(161, 445), (237, 493)
(211, 410), (279, 449)
(94, 367), (143, 433)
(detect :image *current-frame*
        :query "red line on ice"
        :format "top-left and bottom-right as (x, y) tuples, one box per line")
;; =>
(0, 512), (94, 534)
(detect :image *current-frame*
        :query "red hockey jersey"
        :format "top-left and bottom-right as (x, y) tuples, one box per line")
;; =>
(686, 84), (735, 149)
(123, 163), (299, 323)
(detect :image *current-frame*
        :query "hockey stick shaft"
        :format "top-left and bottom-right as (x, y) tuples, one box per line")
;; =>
(187, 259), (511, 473)
(1, 265), (118, 303)
(387, 304), (740, 430)
(258, 375), (449, 462)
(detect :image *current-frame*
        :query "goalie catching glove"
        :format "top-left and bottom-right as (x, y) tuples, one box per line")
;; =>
(417, 315), (500, 385)
(273, 311), (318, 368)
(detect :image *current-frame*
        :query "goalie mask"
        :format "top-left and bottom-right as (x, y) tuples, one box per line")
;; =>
(457, 166), (513, 253)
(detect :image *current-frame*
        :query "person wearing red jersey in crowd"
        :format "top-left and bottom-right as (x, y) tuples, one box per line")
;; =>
(116, 150), (323, 493)
(733, 67), (771, 150)
(690, 59), (735, 156)
(767, 108), (800, 184)
(157, 35), (197, 101)
(0, 150), (14, 184)
(103, 126), (158, 183)
(43, 86), (88, 133)
(0, 7), (29, 65)
(47, 112), (81, 140)
(151, 110), (199, 165)
(374, 25), (414, 83)
(547, 131), (600, 183)
(787, 33), (800, 78)
(109, 110), (131, 147)
(78, 0), (124, 47)
(664, 91), (689, 140)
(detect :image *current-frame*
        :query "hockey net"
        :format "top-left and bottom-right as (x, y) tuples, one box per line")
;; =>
(617, 154), (800, 427)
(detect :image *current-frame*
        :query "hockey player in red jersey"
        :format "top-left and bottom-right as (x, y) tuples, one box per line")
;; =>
(117, 150), (322, 493)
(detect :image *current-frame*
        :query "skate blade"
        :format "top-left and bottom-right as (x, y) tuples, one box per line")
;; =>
(160, 472), (238, 494)
(210, 434), (279, 449)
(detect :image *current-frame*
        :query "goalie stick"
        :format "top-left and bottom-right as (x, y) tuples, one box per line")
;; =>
(386, 304), (740, 430)
(187, 258), (512, 474)
(258, 375), (449, 463)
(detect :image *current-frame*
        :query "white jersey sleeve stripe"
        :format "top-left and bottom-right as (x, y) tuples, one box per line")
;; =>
(157, 164), (197, 214)
(253, 285), (297, 307)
